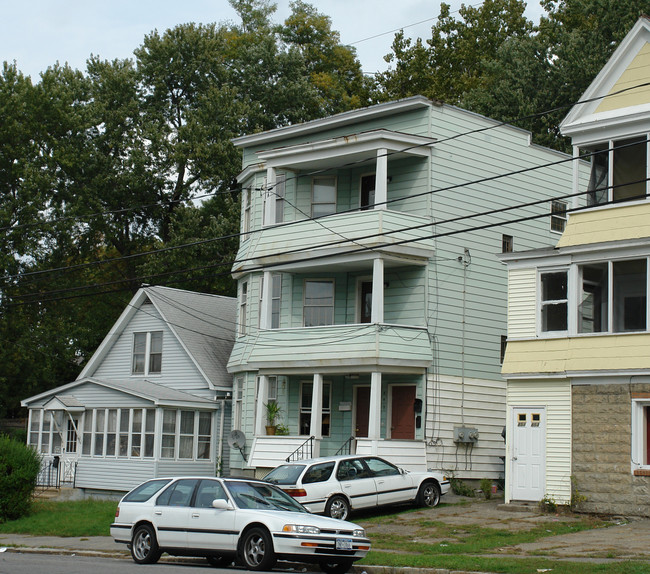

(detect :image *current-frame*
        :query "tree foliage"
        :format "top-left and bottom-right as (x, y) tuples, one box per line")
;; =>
(0, 435), (41, 522)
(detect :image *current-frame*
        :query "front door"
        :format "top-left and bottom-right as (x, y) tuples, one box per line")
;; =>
(390, 385), (416, 439)
(354, 386), (370, 437)
(510, 407), (546, 501)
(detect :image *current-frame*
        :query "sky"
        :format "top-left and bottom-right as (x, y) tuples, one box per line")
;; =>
(1, 0), (546, 81)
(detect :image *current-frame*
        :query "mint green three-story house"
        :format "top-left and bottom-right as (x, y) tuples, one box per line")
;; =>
(227, 96), (582, 479)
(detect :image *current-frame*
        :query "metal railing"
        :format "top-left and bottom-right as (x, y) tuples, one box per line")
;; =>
(36, 457), (77, 488)
(335, 436), (356, 456)
(286, 436), (314, 462)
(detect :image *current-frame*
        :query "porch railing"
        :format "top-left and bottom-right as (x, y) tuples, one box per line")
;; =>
(335, 436), (356, 456)
(286, 436), (314, 462)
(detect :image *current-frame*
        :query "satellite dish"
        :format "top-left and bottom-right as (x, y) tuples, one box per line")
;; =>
(228, 430), (247, 461)
(228, 429), (246, 449)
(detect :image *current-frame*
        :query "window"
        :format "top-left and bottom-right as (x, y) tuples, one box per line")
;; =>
(303, 462), (335, 484)
(541, 271), (568, 332)
(579, 263), (608, 333)
(162, 409), (213, 460)
(613, 259), (647, 332)
(258, 274), (281, 329)
(132, 331), (163, 375)
(29, 410), (40, 448)
(267, 376), (278, 402)
(106, 409), (117, 456)
(502, 234), (513, 253)
(233, 378), (243, 430)
(583, 137), (648, 206)
(304, 280), (334, 326)
(299, 381), (331, 436)
(243, 187), (251, 237)
(276, 173), (285, 223)
(550, 201), (567, 233)
(632, 398), (650, 472)
(312, 177), (336, 217)
(239, 281), (247, 336)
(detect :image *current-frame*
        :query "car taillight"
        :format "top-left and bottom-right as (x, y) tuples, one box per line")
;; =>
(114, 507), (120, 518)
(283, 488), (307, 497)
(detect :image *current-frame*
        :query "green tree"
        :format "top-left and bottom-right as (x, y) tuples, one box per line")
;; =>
(378, 0), (533, 104)
(0, 435), (41, 521)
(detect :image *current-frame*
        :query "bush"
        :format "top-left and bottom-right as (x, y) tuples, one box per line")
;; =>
(0, 435), (41, 522)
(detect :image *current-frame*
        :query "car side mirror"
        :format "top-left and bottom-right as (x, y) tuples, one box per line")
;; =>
(212, 499), (233, 510)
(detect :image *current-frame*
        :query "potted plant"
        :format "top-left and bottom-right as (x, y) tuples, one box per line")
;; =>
(265, 401), (282, 435)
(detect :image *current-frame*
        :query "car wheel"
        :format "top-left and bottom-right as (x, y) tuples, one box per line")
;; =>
(130, 523), (162, 564)
(320, 559), (354, 574)
(325, 495), (350, 520)
(207, 554), (232, 567)
(417, 481), (441, 508)
(239, 527), (276, 571)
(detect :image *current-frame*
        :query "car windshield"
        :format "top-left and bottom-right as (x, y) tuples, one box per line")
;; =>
(123, 479), (172, 502)
(264, 464), (306, 485)
(225, 480), (308, 513)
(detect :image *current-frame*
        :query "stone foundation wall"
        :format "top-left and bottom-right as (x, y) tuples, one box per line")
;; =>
(572, 383), (650, 517)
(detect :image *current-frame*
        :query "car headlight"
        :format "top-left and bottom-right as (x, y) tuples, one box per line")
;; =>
(283, 524), (321, 535)
(353, 528), (366, 538)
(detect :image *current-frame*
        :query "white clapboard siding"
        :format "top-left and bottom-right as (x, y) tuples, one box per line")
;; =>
(423, 374), (507, 479)
(507, 379), (572, 504)
(248, 436), (316, 468)
(507, 268), (537, 339)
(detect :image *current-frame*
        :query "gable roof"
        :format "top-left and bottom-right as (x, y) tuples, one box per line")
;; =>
(23, 377), (216, 409)
(560, 16), (650, 143)
(78, 286), (236, 390)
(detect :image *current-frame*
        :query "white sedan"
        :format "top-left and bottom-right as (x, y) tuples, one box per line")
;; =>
(264, 454), (450, 520)
(110, 476), (370, 574)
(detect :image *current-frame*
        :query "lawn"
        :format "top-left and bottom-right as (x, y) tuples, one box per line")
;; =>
(1, 498), (649, 574)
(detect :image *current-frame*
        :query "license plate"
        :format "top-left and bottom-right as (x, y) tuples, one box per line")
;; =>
(336, 538), (353, 551)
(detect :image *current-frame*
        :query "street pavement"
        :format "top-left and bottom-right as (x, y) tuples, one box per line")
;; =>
(1, 492), (649, 572)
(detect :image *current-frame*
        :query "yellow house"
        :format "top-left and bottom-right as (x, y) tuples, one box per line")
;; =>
(501, 16), (650, 516)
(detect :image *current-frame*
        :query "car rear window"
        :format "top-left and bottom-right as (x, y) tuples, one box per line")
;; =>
(264, 464), (306, 485)
(123, 479), (172, 502)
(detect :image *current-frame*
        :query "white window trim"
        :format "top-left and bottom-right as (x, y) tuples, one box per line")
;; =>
(631, 398), (650, 472)
(131, 331), (163, 376)
(299, 380), (332, 437)
(537, 268), (569, 338)
(550, 200), (568, 234)
(239, 281), (248, 337)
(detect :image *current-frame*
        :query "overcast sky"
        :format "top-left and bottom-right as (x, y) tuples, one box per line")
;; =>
(1, 1), (545, 81)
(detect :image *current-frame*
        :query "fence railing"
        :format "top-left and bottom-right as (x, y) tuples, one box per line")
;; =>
(36, 457), (77, 488)
(335, 436), (356, 456)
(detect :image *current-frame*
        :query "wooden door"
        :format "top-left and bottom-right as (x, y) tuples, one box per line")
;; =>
(390, 385), (415, 439)
(354, 386), (370, 437)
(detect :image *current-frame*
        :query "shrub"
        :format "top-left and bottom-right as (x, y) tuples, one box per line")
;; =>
(449, 475), (475, 497)
(0, 435), (41, 522)
(480, 478), (493, 500)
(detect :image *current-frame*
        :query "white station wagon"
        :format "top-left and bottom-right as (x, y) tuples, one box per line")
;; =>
(264, 454), (450, 520)
(110, 476), (370, 573)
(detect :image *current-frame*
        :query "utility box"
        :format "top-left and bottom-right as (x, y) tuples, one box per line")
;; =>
(453, 426), (479, 443)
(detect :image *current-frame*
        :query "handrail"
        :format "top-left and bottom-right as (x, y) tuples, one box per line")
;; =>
(286, 436), (314, 462)
(335, 436), (355, 456)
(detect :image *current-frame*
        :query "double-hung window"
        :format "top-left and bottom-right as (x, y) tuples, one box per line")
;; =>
(304, 280), (334, 326)
(540, 271), (568, 333)
(299, 381), (331, 436)
(239, 281), (248, 336)
(312, 177), (336, 217)
(132, 331), (163, 375)
(550, 200), (568, 233)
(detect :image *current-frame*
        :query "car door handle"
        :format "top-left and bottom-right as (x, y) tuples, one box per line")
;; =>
(154, 511), (162, 515)
(192, 513), (200, 518)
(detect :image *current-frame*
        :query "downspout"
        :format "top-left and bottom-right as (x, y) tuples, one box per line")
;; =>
(218, 398), (226, 476)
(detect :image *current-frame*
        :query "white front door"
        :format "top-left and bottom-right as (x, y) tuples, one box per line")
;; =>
(510, 407), (545, 501)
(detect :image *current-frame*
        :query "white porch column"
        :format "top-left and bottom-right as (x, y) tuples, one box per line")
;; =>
(368, 372), (382, 451)
(259, 271), (273, 329)
(310, 373), (323, 458)
(371, 257), (384, 323)
(375, 148), (388, 210)
(265, 167), (276, 225)
(255, 375), (269, 436)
